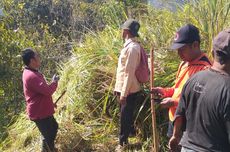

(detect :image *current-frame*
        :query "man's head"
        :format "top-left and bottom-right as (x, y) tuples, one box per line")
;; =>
(171, 24), (201, 62)
(22, 48), (41, 69)
(213, 28), (230, 65)
(121, 19), (140, 39)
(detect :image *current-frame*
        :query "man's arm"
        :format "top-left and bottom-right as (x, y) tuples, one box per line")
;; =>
(29, 75), (58, 96)
(160, 97), (176, 109)
(169, 116), (184, 151)
(169, 80), (189, 151)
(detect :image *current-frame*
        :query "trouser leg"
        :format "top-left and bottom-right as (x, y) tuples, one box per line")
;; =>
(119, 93), (137, 146)
(34, 116), (58, 152)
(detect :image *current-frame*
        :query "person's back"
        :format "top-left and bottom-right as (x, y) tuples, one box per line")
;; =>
(178, 69), (230, 151)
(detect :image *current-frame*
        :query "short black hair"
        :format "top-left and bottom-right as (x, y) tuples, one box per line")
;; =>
(22, 48), (35, 66)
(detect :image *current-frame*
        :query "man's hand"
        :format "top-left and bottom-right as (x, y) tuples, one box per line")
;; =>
(52, 74), (60, 83)
(168, 135), (180, 152)
(120, 96), (127, 105)
(160, 97), (175, 108)
(151, 87), (165, 98)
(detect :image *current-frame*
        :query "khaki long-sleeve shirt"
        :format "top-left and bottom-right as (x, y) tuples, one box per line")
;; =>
(114, 38), (141, 97)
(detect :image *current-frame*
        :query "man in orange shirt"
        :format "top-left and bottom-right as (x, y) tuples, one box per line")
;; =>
(152, 24), (211, 139)
(169, 28), (230, 152)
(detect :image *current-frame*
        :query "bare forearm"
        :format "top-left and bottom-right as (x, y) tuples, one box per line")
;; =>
(169, 116), (184, 151)
(173, 116), (184, 138)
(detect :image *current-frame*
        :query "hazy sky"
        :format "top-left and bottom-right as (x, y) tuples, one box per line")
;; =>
(0, 9), (4, 16)
(148, 0), (187, 10)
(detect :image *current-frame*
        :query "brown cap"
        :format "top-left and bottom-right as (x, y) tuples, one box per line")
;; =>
(213, 28), (230, 57)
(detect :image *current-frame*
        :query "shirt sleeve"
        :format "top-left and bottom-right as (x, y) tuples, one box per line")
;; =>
(28, 75), (58, 96)
(162, 87), (175, 97)
(121, 46), (139, 97)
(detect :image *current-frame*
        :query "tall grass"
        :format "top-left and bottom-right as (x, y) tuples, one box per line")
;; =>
(184, 0), (230, 57)
(1, 0), (230, 151)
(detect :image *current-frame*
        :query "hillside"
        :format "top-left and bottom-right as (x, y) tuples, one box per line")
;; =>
(0, 0), (229, 151)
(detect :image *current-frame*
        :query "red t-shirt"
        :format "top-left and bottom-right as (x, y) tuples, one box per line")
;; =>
(22, 67), (57, 120)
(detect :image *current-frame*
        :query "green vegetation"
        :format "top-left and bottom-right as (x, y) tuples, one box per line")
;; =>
(0, 0), (229, 151)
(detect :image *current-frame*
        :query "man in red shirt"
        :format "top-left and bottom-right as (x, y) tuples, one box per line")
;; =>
(22, 48), (59, 152)
(152, 24), (211, 140)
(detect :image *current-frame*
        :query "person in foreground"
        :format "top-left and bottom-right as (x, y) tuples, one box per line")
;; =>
(169, 28), (230, 152)
(114, 19), (142, 149)
(152, 24), (211, 139)
(22, 48), (59, 152)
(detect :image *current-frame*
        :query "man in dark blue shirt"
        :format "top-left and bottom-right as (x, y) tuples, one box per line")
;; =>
(169, 28), (230, 152)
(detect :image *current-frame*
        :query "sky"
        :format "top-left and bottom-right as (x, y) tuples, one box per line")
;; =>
(148, 0), (188, 11)
(0, 9), (4, 16)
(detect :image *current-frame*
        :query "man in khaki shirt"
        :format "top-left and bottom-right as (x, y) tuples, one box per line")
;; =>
(114, 19), (142, 147)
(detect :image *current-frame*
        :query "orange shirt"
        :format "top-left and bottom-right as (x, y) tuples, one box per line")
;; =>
(164, 53), (211, 121)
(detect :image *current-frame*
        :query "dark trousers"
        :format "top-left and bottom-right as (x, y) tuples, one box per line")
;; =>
(119, 92), (139, 146)
(34, 116), (58, 152)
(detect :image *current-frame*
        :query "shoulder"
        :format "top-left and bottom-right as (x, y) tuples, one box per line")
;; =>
(23, 69), (41, 82)
(191, 69), (210, 79)
(127, 41), (141, 53)
(185, 69), (209, 85)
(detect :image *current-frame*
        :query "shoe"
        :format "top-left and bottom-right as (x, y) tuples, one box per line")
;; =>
(129, 126), (137, 137)
(115, 144), (128, 152)
(119, 140), (128, 146)
(115, 145), (123, 152)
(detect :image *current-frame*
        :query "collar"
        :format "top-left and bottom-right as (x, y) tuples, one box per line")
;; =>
(123, 38), (135, 48)
(24, 66), (38, 72)
(209, 67), (229, 76)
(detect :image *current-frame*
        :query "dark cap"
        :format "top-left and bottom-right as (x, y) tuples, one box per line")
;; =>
(120, 19), (140, 37)
(171, 24), (200, 50)
(213, 28), (230, 57)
